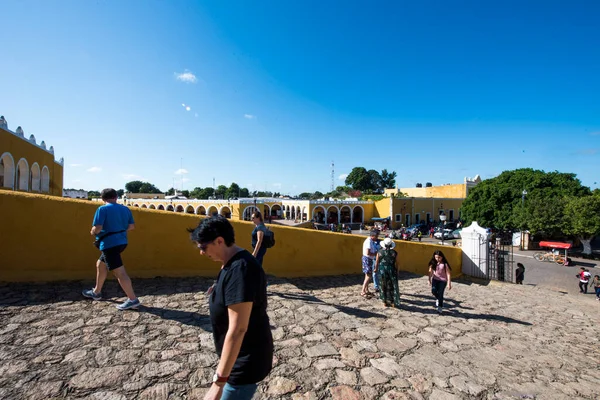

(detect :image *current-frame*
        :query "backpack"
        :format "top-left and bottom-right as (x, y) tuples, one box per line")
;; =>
(263, 228), (276, 248)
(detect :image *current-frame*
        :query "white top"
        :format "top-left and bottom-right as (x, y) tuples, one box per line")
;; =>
(580, 271), (591, 283)
(363, 238), (378, 259)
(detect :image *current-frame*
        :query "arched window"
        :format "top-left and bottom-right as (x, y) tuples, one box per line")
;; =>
(30, 163), (41, 192)
(0, 152), (15, 189)
(16, 158), (30, 191)
(41, 166), (50, 193)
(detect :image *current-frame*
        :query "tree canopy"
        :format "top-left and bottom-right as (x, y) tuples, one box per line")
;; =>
(125, 180), (162, 194)
(345, 167), (397, 193)
(461, 168), (592, 233)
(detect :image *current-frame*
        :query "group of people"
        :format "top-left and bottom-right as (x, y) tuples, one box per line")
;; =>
(361, 229), (452, 313)
(577, 267), (600, 299)
(82, 189), (272, 399)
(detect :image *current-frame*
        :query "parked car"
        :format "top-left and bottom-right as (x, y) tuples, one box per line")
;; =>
(434, 229), (454, 240)
(452, 229), (462, 239)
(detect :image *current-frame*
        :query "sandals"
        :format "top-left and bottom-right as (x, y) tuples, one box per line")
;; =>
(360, 292), (373, 298)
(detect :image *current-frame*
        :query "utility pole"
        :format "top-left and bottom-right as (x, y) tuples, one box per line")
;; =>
(331, 161), (334, 192)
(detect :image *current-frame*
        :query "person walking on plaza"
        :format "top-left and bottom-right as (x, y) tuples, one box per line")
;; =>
(428, 250), (452, 314)
(577, 267), (592, 294)
(250, 211), (268, 266)
(82, 188), (140, 310)
(417, 230), (422, 242)
(361, 229), (380, 297)
(188, 216), (273, 400)
(515, 263), (525, 284)
(374, 238), (401, 308)
(592, 275), (600, 301)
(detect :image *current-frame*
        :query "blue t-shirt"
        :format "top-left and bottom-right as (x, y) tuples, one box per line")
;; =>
(92, 203), (134, 250)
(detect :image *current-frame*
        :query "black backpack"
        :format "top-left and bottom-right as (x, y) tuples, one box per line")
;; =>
(263, 228), (276, 248)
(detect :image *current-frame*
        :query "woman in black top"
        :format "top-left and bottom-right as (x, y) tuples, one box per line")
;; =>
(188, 216), (273, 400)
(250, 211), (268, 266)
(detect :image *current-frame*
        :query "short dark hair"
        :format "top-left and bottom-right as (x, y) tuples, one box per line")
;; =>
(101, 188), (118, 200)
(370, 229), (378, 236)
(252, 210), (263, 222)
(187, 216), (235, 246)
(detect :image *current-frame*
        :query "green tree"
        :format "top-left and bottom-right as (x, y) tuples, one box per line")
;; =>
(181, 190), (190, 198)
(226, 183), (241, 199)
(165, 187), (176, 196)
(190, 187), (215, 199)
(311, 191), (324, 200)
(563, 195), (600, 254)
(117, 189), (125, 197)
(367, 169), (383, 193)
(125, 181), (162, 194)
(88, 190), (101, 199)
(345, 167), (371, 191)
(298, 192), (312, 200)
(461, 168), (590, 231)
(240, 188), (250, 197)
(215, 185), (228, 199)
(380, 169), (397, 189)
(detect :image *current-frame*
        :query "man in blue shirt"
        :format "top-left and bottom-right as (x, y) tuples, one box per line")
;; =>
(82, 188), (140, 310)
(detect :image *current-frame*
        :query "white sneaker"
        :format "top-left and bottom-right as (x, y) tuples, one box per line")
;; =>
(435, 299), (439, 307)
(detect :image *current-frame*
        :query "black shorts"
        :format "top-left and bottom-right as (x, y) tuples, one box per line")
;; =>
(99, 244), (127, 271)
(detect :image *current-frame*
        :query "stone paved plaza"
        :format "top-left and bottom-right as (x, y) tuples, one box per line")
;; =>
(0, 273), (599, 400)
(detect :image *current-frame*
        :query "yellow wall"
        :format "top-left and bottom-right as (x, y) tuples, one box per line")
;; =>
(0, 191), (461, 282)
(386, 184), (467, 199)
(0, 128), (63, 196)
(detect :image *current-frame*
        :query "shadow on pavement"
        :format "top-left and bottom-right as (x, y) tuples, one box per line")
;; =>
(268, 291), (387, 319)
(400, 292), (475, 311)
(138, 305), (212, 331)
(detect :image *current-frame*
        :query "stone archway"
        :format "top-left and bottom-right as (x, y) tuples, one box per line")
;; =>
(175, 205), (184, 213)
(243, 206), (258, 221)
(352, 206), (364, 223)
(185, 205), (195, 214)
(302, 206), (307, 222)
(133, 204), (140, 207)
(263, 205), (270, 220)
(340, 206), (351, 223)
(220, 206), (232, 219)
(270, 204), (282, 219)
(313, 206), (326, 223)
(141, 204), (148, 208)
(0, 152), (15, 189)
(285, 206), (291, 219)
(291, 206), (296, 220)
(41, 166), (50, 193)
(149, 204), (156, 209)
(207, 206), (218, 217)
(196, 205), (207, 215)
(16, 158), (29, 191)
(30, 163), (41, 192)
(167, 205), (175, 212)
(157, 205), (165, 210)
(327, 206), (339, 224)
(296, 206), (301, 221)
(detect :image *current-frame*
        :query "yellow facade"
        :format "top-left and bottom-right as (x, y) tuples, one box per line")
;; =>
(0, 191), (462, 282)
(0, 116), (63, 196)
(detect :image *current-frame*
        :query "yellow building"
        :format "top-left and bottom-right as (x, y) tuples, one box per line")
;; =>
(0, 115), (64, 196)
(382, 176), (482, 228)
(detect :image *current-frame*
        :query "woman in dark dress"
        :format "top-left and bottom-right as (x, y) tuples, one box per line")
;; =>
(374, 238), (401, 307)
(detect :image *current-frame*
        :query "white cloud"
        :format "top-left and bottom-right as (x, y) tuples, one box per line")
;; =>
(87, 167), (102, 173)
(338, 173), (348, 180)
(244, 114), (256, 119)
(175, 70), (198, 83)
(69, 163), (82, 167)
(174, 168), (189, 175)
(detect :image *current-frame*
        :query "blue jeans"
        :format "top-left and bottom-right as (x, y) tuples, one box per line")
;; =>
(255, 247), (267, 266)
(221, 382), (258, 400)
(373, 268), (380, 290)
(595, 287), (600, 298)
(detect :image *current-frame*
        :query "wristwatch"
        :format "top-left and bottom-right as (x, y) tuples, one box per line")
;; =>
(212, 372), (229, 386)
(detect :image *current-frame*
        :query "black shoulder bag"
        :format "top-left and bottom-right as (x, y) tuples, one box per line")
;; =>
(94, 230), (126, 249)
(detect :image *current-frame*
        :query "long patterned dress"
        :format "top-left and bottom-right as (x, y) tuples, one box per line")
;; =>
(377, 248), (401, 307)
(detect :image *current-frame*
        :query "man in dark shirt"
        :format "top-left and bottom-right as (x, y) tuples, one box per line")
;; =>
(188, 216), (273, 400)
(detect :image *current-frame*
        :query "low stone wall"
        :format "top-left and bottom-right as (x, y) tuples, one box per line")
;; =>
(0, 192), (462, 282)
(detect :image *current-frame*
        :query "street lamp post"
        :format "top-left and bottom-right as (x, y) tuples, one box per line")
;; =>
(520, 190), (527, 250)
(439, 213), (447, 246)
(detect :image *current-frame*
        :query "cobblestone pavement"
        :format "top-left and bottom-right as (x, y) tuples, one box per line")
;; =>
(1, 273), (599, 400)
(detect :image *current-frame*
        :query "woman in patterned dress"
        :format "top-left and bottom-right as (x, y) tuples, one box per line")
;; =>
(374, 238), (401, 307)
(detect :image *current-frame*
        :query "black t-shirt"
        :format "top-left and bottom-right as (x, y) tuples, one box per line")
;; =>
(209, 249), (273, 385)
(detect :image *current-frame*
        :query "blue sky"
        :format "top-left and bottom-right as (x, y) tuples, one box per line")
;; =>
(1, 0), (598, 194)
